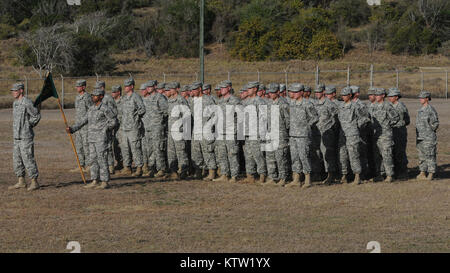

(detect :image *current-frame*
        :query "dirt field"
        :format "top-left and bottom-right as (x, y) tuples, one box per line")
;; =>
(0, 98), (448, 253)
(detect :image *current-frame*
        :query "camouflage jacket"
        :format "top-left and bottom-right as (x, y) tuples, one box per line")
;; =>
(315, 98), (338, 133)
(121, 92), (146, 135)
(13, 97), (41, 139)
(391, 101), (410, 128)
(353, 98), (371, 129)
(167, 94), (190, 134)
(218, 94), (241, 137)
(142, 92), (168, 132)
(337, 101), (360, 137)
(416, 104), (439, 142)
(103, 94), (118, 117)
(75, 92), (93, 129)
(289, 98), (319, 138)
(371, 101), (400, 138)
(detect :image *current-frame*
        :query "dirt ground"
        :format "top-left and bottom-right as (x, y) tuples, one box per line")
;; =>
(0, 99), (448, 253)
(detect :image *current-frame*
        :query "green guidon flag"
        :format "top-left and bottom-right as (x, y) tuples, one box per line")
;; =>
(34, 72), (59, 107)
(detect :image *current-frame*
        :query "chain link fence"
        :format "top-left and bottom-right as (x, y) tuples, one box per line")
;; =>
(0, 66), (448, 109)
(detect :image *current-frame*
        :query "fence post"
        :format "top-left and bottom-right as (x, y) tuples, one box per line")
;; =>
(61, 75), (64, 110)
(315, 65), (320, 86)
(257, 70), (260, 82)
(25, 76), (28, 97)
(421, 71), (424, 90)
(370, 64), (373, 88)
(228, 71), (231, 81)
(396, 68), (399, 88)
(285, 70), (288, 86)
(446, 70), (448, 99)
(347, 66), (350, 87)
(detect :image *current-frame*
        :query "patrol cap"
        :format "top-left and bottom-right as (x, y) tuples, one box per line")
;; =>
(374, 88), (386, 96)
(340, 87), (352, 96)
(367, 87), (376, 95)
(325, 85), (336, 94)
(146, 80), (158, 87)
(304, 86), (312, 92)
(350, 85), (360, 94)
(314, 83), (326, 93)
(10, 82), (24, 91)
(387, 87), (401, 98)
(202, 83), (211, 90)
(418, 90), (431, 100)
(258, 84), (266, 92)
(191, 81), (202, 90)
(139, 83), (148, 90)
(223, 80), (232, 87)
(124, 78), (135, 87)
(181, 85), (190, 92)
(280, 84), (286, 92)
(288, 83), (303, 92)
(267, 83), (280, 93)
(156, 82), (166, 89)
(92, 88), (105, 96)
(240, 86), (247, 93)
(166, 82), (178, 90)
(75, 79), (87, 87)
(111, 85), (122, 93)
(247, 81), (259, 89)
(95, 81), (106, 89)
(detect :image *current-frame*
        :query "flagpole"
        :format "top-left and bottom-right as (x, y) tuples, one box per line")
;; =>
(56, 98), (87, 184)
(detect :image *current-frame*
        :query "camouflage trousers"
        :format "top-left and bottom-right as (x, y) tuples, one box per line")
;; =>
(243, 139), (267, 176)
(338, 132), (362, 175)
(358, 125), (371, 175)
(191, 139), (217, 170)
(311, 128), (324, 174)
(290, 137), (312, 174)
(319, 128), (338, 173)
(13, 138), (39, 179)
(143, 130), (167, 172)
(393, 127), (408, 173)
(215, 138), (240, 177)
(374, 135), (395, 177)
(112, 126), (122, 164)
(120, 131), (144, 168)
(75, 129), (90, 167)
(106, 128), (114, 167)
(89, 142), (110, 182)
(417, 140), (437, 173)
(167, 135), (189, 173)
(266, 141), (289, 180)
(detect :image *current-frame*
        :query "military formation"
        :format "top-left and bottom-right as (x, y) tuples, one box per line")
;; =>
(8, 79), (440, 190)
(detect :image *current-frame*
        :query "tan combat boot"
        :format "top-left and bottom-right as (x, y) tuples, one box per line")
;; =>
(259, 174), (266, 184)
(302, 173), (311, 188)
(416, 171), (427, 181)
(27, 178), (40, 191)
(142, 164), (149, 174)
(213, 175), (228, 182)
(82, 166), (90, 173)
(229, 176), (238, 183)
(96, 181), (110, 189)
(384, 176), (393, 183)
(84, 180), (99, 189)
(132, 167), (143, 177)
(286, 173), (300, 188)
(340, 174), (348, 184)
(120, 166), (132, 175)
(245, 174), (255, 184)
(321, 172), (334, 185)
(69, 167), (80, 173)
(263, 177), (277, 186)
(277, 179), (286, 187)
(154, 170), (166, 178)
(167, 172), (179, 180)
(352, 173), (361, 185)
(426, 173), (434, 181)
(9, 177), (27, 190)
(109, 166), (115, 175)
(204, 169), (216, 181)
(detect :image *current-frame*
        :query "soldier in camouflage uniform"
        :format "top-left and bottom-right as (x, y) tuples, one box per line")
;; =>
(279, 84), (287, 98)
(371, 88), (400, 183)
(351, 85), (372, 180)
(314, 83), (339, 185)
(9, 83), (41, 191)
(139, 82), (152, 176)
(67, 88), (117, 189)
(285, 83), (319, 188)
(262, 83), (290, 187)
(309, 85), (324, 180)
(95, 81), (118, 175)
(337, 87), (362, 185)
(156, 82), (166, 96)
(111, 85), (123, 170)
(415, 91), (439, 181)
(213, 81), (241, 183)
(70, 80), (92, 173)
(366, 87), (377, 179)
(120, 78), (146, 177)
(387, 88), (410, 179)
(189, 83), (217, 180)
(166, 82), (190, 179)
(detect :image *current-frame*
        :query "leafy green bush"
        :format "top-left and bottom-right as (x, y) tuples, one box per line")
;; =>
(0, 23), (16, 39)
(308, 30), (343, 60)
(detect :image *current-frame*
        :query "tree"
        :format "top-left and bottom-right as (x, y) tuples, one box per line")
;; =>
(308, 30), (343, 60)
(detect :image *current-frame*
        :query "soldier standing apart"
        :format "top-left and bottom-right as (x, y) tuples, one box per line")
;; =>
(111, 85), (123, 171)
(70, 80), (92, 173)
(143, 80), (168, 178)
(371, 88), (400, 183)
(337, 87), (362, 185)
(415, 91), (439, 181)
(9, 83), (41, 191)
(314, 83), (339, 185)
(263, 83), (290, 187)
(120, 78), (146, 177)
(66, 88), (117, 189)
(285, 83), (319, 188)
(386, 87), (410, 179)
(95, 81), (118, 175)
(213, 81), (241, 183)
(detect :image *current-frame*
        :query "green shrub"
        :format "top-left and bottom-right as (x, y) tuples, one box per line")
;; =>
(0, 23), (16, 39)
(308, 30), (343, 60)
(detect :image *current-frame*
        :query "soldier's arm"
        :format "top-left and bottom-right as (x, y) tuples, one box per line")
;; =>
(26, 100), (41, 127)
(403, 103), (410, 126)
(135, 94), (146, 117)
(387, 104), (400, 126)
(429, 107), (439, 131)
(104, 106), (117, 130)
(70, 114), (88, 133)
(283, 103), (290, 129)
(158, 96), (169, 117)
(307, 103), (319, 125)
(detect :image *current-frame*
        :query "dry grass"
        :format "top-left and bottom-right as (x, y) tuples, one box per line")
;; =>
(0, 99), (449, 253)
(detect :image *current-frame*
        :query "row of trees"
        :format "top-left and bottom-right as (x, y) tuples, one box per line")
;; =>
(2, 0), (449, 76)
